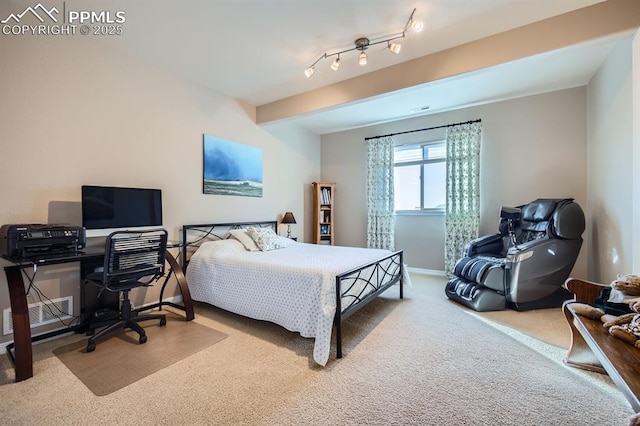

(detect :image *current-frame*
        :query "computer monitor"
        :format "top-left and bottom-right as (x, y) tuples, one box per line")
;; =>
(81, 185), (163, 237)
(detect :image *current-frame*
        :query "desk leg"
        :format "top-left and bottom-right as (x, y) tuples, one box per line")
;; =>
(138, 250), (195, 321)
(164, 250), (194, 321)
(5, 266), (33, 382)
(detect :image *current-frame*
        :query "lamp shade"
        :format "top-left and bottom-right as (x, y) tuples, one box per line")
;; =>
(281, 212), (296, 224)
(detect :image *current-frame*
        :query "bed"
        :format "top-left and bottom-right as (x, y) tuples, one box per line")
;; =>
(182, 221), (405, 366)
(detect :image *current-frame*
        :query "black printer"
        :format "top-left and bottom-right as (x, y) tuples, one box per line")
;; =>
(0, 224), (86, 260)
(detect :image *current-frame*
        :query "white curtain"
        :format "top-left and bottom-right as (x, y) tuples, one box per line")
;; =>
(445, 121), (482, 274)
(366, 136), (395, 251)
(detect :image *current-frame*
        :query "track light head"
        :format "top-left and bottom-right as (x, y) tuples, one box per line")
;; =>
(304, 66), (315, 78)
(358, 51), (367, 65)
(330, 56), (340, 71)
(389, 42), (401, 54)
(356, 37), (369, 65)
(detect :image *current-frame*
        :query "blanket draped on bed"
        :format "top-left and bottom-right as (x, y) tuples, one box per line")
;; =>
(185, 238), (402, 366)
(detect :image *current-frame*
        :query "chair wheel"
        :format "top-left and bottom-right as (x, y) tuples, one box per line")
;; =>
(139, 334), (147, 344)
(86, 341), (96, 352)
(160, 317), (167, 326)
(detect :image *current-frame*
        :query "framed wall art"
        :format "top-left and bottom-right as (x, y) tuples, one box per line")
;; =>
(203, 134), (263, 197)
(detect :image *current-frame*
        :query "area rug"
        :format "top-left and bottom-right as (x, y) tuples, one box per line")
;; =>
(53, 313), (227, 396)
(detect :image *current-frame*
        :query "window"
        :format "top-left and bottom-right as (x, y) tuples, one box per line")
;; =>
(394, 140), (446, 214)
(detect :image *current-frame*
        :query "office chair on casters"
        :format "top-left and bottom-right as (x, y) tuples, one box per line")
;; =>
(84, 228), (168, 352)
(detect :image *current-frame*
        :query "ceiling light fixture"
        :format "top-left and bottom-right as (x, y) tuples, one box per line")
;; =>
(411, 20), (424, 33)
(356, 37), (369, 65)
(359, 51), (368, 65)
(304, 8), (423, 77)
(388, 41), (401, 54)
(330, 55), (341, 71)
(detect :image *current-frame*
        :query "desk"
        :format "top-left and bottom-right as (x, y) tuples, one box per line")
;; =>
(3, 245), (194, 382)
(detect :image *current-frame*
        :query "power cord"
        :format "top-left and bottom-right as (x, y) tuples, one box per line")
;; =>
(20, 264), (82, 328)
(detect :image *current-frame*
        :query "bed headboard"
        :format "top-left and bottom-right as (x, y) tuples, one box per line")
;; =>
(181, 221), (277, 270)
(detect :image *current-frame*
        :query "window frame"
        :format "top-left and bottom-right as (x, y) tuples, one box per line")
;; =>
(393, 140), (446, 216)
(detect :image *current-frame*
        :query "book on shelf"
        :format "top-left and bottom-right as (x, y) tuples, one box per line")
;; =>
(321, 187), (332, 205)
(320, 224), (329, 235)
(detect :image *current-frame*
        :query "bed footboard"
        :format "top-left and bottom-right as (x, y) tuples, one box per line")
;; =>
(334, 250), (404, 358)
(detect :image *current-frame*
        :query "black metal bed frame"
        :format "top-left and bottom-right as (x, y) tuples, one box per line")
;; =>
(181, 221), (404, 360)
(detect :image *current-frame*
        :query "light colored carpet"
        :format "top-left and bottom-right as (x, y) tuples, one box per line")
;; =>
(0, 272), (634, 425)
(472, 305), (569, 348)
(53, 313), (227, 396)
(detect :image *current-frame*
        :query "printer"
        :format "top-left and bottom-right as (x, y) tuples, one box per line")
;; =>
(0, 224), (86, 260)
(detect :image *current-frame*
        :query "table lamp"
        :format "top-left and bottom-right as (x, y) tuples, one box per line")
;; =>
(281, 212), (296, 238)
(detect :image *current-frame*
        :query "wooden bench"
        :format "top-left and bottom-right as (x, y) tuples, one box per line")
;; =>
(563, 278), (640, 412)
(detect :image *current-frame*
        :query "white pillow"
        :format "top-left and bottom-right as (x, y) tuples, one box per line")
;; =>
(197, 239), (246, 255)
(228, 229), (260, 251)
(246, 226), (286, 251)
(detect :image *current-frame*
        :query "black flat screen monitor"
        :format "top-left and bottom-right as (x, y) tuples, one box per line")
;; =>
(81, 185), (163, 231)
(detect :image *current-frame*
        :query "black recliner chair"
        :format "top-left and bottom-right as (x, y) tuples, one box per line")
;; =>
(445, 198), (585, 312)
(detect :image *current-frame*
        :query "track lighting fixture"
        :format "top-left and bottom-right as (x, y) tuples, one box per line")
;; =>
(304, 8), (423, 77)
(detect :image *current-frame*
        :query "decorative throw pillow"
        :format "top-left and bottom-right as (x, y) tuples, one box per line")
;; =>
(246, 226), (286, 251)
(228, 229), (260, 251)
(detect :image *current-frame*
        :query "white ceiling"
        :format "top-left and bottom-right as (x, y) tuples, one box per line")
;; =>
(284, 32), (629, 134)
(60, 0), (629, 134)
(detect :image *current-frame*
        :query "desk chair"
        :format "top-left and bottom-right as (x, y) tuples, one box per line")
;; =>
(84, 228), (168, 352)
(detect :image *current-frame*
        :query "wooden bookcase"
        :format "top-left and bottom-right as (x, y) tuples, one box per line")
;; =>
(312, 182), (335, 245)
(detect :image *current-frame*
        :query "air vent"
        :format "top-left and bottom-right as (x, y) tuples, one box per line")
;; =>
(3, 296), (73, 335)
(410, 106), (430, 112)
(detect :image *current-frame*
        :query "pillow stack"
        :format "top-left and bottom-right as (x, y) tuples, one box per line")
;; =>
(228, 227), (286, 251)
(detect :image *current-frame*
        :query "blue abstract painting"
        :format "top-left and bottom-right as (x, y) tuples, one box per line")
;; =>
(203, 135), (263, 197)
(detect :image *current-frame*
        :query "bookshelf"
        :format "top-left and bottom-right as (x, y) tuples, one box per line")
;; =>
(312, 182), (335, 245)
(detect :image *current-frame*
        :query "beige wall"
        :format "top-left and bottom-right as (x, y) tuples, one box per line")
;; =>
(0, 32), (320, 343)
(321, 88), (588, 274)
(587, 35), (636, 282)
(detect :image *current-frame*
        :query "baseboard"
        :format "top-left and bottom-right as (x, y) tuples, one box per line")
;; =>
(407, 267), (447, 277)
(134, 295), (183, 311)
(0, 328), (75, 355)
(0, 295), (185, 355)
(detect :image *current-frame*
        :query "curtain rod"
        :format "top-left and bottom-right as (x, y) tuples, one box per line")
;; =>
(364, 119), (481, 141)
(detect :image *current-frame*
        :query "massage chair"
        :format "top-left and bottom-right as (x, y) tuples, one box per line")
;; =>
(445, 198), (585, 312)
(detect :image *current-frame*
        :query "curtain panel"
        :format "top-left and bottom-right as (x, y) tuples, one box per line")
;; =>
(445, 122), (482, 274)
(366, 136), (395, 251)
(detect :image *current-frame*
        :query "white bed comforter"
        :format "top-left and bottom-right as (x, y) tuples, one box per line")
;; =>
(185, 238), (398, 366)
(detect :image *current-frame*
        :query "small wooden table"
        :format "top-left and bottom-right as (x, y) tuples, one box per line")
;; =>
(563, 278), (640, 412)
